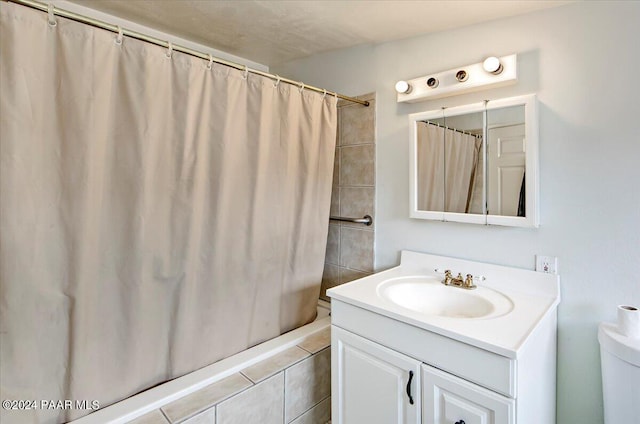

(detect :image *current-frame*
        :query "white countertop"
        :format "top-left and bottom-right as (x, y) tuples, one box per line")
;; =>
(327, 250), (561, 358)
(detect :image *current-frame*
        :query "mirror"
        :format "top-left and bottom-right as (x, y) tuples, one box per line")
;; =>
(487, 104), (525, 218)
(415, 112), (484, 215)
(409, 94), (538, 227)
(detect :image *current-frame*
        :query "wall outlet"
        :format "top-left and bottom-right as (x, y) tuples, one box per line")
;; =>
(536, 255), (558, 274)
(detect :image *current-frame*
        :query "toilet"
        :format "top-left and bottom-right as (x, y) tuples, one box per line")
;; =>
(598, 322), (640, 423)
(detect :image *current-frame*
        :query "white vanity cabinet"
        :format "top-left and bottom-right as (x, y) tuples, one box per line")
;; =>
(422, 363), (515, 424)
(332, 326), (421, 424)
(331, 305), (554, 424)
(327, 251), (561, 424)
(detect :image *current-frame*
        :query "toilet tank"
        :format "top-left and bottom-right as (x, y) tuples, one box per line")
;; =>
(598, 323), (640, 423)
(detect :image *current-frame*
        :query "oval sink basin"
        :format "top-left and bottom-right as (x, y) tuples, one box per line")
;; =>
(376, 276), (514, 319)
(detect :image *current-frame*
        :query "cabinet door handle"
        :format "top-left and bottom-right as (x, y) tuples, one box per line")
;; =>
(406, 370), (414, 405)
(455, 421), (466, 424)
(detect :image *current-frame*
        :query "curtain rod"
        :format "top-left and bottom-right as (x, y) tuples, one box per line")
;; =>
(8, 0), (370, 107)
(422, 120), (482, 139)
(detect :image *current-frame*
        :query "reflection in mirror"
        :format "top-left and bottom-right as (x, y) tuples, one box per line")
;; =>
(416, 117), (445, 212)
(443, 112), (484, 214)
(487, 105), (525, 217)
(416, 113), (484, 214)
(409, 94), (538, 227)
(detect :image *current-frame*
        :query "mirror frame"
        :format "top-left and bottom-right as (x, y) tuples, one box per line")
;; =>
(409, 94), (539, 227)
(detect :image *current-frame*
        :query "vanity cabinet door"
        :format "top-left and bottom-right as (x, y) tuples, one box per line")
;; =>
(422, 364), (515, 424)
(332, 326), (421, 424)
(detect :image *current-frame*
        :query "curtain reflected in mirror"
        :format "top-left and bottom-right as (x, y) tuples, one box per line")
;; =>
(416, 112), (483, 214)
(410, 94), (538, 227)
(444, 123), (483, 214)
(416, 119), (445, 211)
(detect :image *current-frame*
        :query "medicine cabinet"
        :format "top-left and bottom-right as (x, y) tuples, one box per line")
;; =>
(409, 94), (538, 227)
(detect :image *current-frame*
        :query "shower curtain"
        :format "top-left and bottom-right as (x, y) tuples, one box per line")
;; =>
(0, 3), (337, 423)
(417, 122), (481, 213)
(444, 129), (482, 213)
(417, 123), (445, 211)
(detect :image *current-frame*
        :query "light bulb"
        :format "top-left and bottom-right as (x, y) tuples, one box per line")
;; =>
(483, 57), (503, 74)
(426, 77), (439, 88)
(455, 70), (468, 82)
(395, 80), (411, 94)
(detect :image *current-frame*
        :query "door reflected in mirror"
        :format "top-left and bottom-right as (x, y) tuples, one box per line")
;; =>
(409, 94), (538, 227)
(487, 105), (525, 217)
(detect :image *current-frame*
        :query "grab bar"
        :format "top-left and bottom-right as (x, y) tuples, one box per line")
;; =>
(329, 215), (373, 226)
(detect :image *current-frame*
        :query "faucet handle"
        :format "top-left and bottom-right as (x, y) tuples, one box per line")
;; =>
(464, 274), (477, 289)
(436, 269), (453, 285)
(434, 268), (452, 278)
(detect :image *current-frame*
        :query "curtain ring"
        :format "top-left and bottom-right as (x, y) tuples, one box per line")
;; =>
(206, 54), (213, 70)
(322, 89), (327, 100)
(273, 75), (281, 87)
(47, 3), (57, 27)
(242, 65), (249, 80)
(165, 41), (173, 59)
(115, 26), (123, 45)
(298, 82), (305, 93)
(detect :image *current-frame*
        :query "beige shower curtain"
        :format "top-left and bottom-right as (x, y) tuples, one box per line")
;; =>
(444, 129), (482, 213)
(417, 123), (445, 211)
(417, 122), (481, 213)
(0, 3), (337, 423)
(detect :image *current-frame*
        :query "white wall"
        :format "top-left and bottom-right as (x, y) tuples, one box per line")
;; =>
(273, 2), (640, 422)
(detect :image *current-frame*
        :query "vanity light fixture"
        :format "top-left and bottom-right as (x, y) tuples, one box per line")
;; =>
(483, 56), (503, 74)
(395, 54), (517, 103)
(395, 80), (412, 94)
(455, 70), (468, 82)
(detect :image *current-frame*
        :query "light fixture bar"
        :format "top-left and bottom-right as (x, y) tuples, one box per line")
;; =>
(396, 54), (517, 103)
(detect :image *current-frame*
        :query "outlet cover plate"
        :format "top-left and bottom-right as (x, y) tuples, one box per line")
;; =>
(536, 255), (558, 274)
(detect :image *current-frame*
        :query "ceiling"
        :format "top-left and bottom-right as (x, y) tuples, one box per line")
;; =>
(67, 1), (572, 67)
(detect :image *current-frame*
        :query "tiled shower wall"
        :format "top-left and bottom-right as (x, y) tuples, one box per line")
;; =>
(321, 93), (376, 300)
